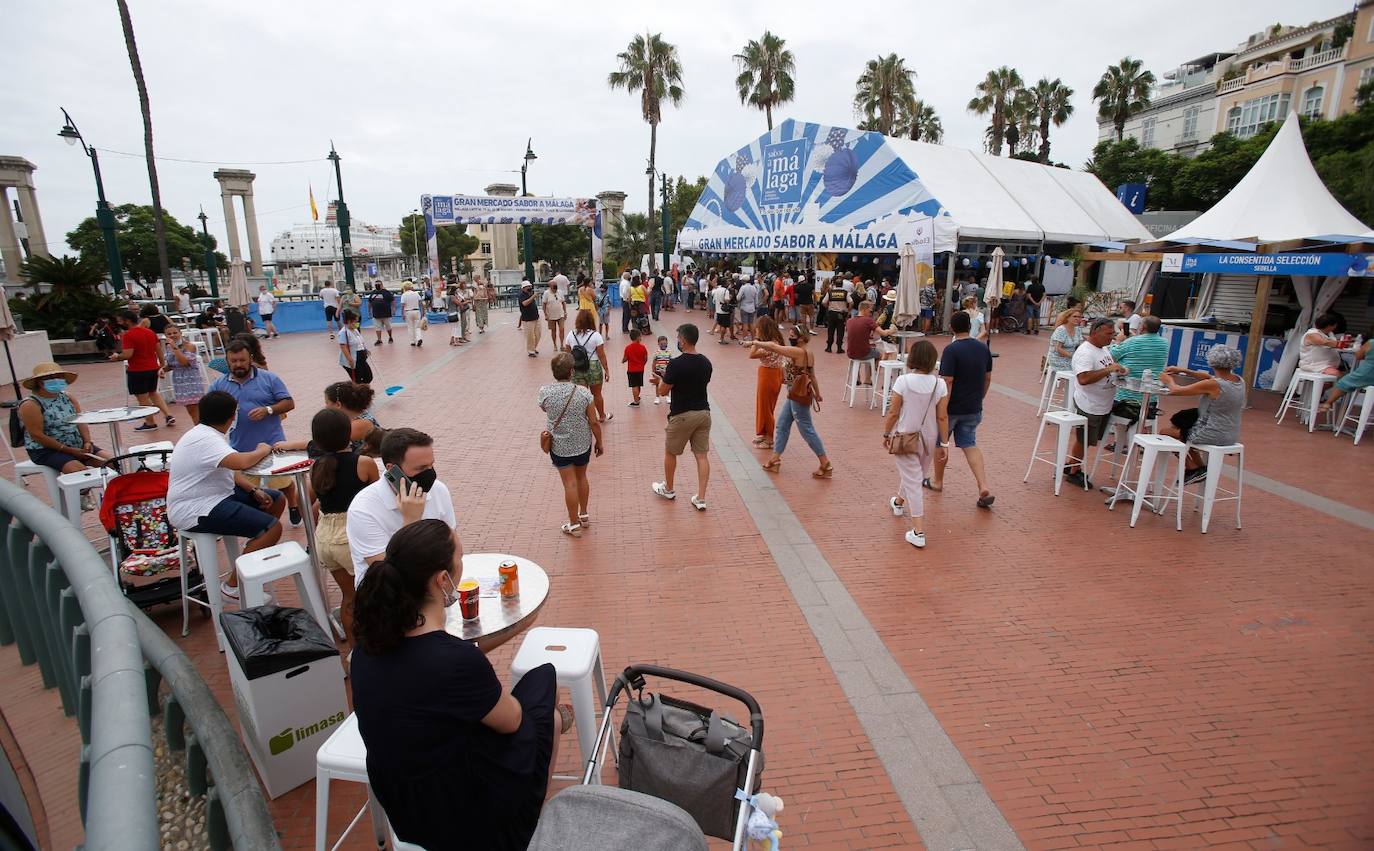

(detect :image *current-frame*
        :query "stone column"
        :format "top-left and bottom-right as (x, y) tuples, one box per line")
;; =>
(484, 182), (520, 271)
(220, 193), (242, 262)
(241, 193), (264, 277)
(596, 190), (627, 238)
(0, 190), (21, 280)
(15, 187), (49, 259)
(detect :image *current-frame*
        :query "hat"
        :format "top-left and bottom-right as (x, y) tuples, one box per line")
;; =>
(521, 280), (532, 288)
(882, 290), (897, 302)
(22, 362), (78, 391)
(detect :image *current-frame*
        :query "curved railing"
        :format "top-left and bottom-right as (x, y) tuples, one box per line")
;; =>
(0, 479), (279, 850)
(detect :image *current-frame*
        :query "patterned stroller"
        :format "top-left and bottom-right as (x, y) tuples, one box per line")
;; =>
(98, 448), (205, 632)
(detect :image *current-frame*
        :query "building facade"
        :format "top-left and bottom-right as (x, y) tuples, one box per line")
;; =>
(1098, 2), (1373, 154)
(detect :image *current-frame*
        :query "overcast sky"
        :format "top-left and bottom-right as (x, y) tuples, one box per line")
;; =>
(0, 0), (1350, 262)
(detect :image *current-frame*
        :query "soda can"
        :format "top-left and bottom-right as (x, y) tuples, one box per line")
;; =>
(498, 560), (520, 598)
(457, 578), (480, 621)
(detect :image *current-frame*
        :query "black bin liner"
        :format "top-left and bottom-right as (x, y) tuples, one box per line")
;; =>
(220, 605), (339, 680)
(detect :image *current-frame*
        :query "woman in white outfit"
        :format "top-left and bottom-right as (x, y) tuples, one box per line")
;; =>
(881, 340), (949, 549)
(400, 283), (424, 347)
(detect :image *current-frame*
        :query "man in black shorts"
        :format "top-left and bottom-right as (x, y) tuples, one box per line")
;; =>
(367, 280), (395, 346)
(653, 324), (713, 511)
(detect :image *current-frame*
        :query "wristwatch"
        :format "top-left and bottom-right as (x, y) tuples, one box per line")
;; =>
(266, 405), (275, 416)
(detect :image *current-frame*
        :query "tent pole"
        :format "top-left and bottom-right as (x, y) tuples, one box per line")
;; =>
(1242, 272), (1273, 400)
(941, 247), (957, 334)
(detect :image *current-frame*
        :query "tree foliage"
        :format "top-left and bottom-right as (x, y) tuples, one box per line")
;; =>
(11, 255), (125, 338)
(608, 32), (685, 248)
(519, 223), (591, 275)
(665, 175), (708, 235)
(398, 213), (478, 276)
(606, 212), (653, 269)
(66, 204), (226, 297)
(1029, 77), (1074, 162)
(734, 31), (795, 131)
(854, 54), (917, 136)
(1085, 106), (1374, 223)
(968, 66), (1024, 156)
(1093, 57), (1155, 141)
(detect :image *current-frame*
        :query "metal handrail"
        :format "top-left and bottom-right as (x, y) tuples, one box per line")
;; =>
(0, 478), (279, 850)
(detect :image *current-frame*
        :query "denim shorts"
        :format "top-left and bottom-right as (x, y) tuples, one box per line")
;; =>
(188, 487), (282, 539)
(944, 412), (983, 449)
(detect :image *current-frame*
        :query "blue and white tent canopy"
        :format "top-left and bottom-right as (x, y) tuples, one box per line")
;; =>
(679, 119), (1149, 254)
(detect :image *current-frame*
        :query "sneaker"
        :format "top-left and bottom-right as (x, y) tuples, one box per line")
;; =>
(374, 340), (382, 347)
(1184, 465), (1209, 484)
(653, 397), (661, 406)
(651, 482), (676, 500)
(1063, 470), (1088, 489)
(889, 496), (903, 516)
(134, 422), (159, 431)
(628, 400), (639, 407)
(289, 507), (302, 527)
(905, 530), (927, 548)
(690, 496), (707, 511)
(220, 581), (239, 600)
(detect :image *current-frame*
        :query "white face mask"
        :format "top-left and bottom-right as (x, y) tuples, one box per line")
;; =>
(439, 572), (459, 608)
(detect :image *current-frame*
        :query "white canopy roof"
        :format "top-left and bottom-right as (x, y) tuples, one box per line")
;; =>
(1160, 111), (1369, 243)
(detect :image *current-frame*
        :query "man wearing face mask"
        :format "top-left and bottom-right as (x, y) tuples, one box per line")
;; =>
(346, 427), (456, 588)
(206, 340), (302, 524)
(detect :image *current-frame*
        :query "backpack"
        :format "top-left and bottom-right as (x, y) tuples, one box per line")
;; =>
(571, 332), (592, 372)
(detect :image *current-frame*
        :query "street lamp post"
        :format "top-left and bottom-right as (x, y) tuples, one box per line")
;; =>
(410, 208), (420, 278)
(58, 108), (124, 292)
(520, 138), (537, 283)
(197, 206), (219, 298)
(327, 143), (356, 292)
(660, 171), (671, 275)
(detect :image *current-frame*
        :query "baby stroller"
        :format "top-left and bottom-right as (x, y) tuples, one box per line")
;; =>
(527, 664), (767, 851)
(98, 448), (205, 630)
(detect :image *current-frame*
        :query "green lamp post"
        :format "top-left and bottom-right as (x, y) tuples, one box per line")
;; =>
(197, 206), (219, 298)
(660, 171), (671, 275)
(58, 108), (124, 293)
(328, 143), (356, 292)
(520, 138), (537, 283)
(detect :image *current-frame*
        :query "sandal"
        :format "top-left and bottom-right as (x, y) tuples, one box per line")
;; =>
(556, 703), (576, 734)
(812, 463), (834, 479)
(762, 459), (781, 473)
(578, 513), (590, 527)
(977, 493), (996, 509)
(922, 478), (943, 492)
(560, 522), (582, 538)
(165, 415), (176, 427)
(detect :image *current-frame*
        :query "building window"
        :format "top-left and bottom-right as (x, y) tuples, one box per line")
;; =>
(1362, 65), (1374, 89)
(1140, 118), (1156, 147)
(480, 242), (491, 254)
(479, 224), (488, 232)
(1301, 86), (1324, 118)
(1228, 92), (1290, 138)
(1182, 107), (1199, 141)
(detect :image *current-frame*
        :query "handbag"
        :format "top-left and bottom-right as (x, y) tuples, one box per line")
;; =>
(888, 383), (937, 456)
(420, 316), (430, 330)
(619, 691), (762, 839)
(785, 356), (822, 411)
(539, 386), (577, 454)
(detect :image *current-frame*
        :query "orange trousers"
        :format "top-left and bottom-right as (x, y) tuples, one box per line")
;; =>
(756, 365), (784, 438)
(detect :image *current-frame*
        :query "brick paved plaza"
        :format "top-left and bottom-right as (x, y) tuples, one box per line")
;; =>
(2, 309), (1372, 850)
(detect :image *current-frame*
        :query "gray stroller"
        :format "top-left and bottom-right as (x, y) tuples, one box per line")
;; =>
(526, 664), (766, 851)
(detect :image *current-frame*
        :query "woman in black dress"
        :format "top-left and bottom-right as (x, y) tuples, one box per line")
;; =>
(351, 521), (572, 850)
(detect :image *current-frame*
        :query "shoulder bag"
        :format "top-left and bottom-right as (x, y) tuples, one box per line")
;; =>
(888, 380), (937, 456)
(786, 354), (823, 412)
(539, 386), (577, 454)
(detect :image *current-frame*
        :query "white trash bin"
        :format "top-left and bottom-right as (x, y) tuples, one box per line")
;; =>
(220, 605), (347, 798)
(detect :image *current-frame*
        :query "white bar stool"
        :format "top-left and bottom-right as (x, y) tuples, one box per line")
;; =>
(841, 359), (875, 408)
(315, 713), (390, 851)
(1275, 370), (1336, 432)
(1108, 434), (1186, 530)
(54, 467), (115, 524)
(235, 541), (331, 634)
(177, 529), (241, 650)
(1036, 369), (1074, 416)
(1335, 386), (1372, 445)
(1088, 414), (1157, 485)
(877, 359), (907, 415)
(1184, 443), (1244, 533)
(1023, 410), (1088, 496)
(511, 627), (614, 783)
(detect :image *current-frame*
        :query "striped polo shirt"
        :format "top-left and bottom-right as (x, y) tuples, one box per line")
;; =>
(1110, 333), (1169, 402)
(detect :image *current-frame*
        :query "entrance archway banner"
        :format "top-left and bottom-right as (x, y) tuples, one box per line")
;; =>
(421, 194), (602, 281)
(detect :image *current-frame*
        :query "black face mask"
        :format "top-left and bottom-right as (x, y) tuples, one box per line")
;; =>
(408, 468), (438, 493)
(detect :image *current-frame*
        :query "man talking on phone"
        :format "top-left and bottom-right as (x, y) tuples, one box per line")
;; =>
(346, 428), (456, 587)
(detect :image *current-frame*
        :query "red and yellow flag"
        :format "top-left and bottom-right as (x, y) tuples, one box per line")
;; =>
(309, 184), (319, 222)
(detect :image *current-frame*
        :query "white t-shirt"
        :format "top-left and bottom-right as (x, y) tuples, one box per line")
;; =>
(320, 286), (341, 309)
(550, 274), (570, 300)
(712, 286), (730, 314)
(699, 278), (710, 295)
(565, 329), (606, 364)
(177, 292), (192, 312)
(1127, 313), (1144, 335)
(257, 292), (276, 314)
(167, 424), (236, 530)
(619, 277), (631, 300)
(968, 310), (986, 340)
(1072, 341), (1117, 415)
(400, 290), (422, 312)
(338, 326), (365, 367)
(541, 289), (566, 320)
(346, 478), (456, 586)
(892, 372), (947, 434)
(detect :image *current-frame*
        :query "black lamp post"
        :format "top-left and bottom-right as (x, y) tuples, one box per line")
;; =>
(327, 143), (356, 292)
(197, 206), (219, 298)
(410, 208), (420, 277)
(520, 138), (537, 283)
(58, 108), (124, 292)
(660, 171), (671, 275)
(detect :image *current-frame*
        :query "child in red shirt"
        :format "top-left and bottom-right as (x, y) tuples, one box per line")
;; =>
(622, 329), (648, 406)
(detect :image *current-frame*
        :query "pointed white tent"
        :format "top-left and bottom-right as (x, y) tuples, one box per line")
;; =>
(1160, 112), (1369, 242)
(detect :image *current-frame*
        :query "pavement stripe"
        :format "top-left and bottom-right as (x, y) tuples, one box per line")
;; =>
(990, 383), (1374, 532)
(708, 393), (1023, 851)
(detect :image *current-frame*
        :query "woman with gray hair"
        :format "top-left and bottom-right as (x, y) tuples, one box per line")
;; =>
(1159, 344), (1244, 482)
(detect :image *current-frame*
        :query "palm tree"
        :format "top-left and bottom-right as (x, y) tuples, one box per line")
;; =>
(608, 32), (685, 251)
(1029, 78), (1074, 162)
(115, 0), (173, 300)
(606, 212), (654, 268)
(19, 255), (106, 310)
(967, 66), (1024, 156)
(1002, 89), (1036, 156)
(734, 31), (795, 131)
(853, 54), (917, 136)
(1093, 57), (1155, 141)
(897, 99), (943, 143)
